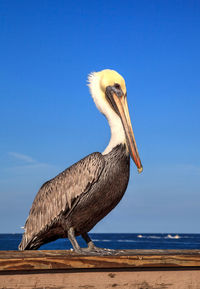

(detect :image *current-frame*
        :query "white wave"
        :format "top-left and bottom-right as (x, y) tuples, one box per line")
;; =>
(147, 236), (162, 239)
(165, 234), (180, 239)
(137, 235), (162, 239)
(117, 240), (137, 242)
(93, 239), (111, 242)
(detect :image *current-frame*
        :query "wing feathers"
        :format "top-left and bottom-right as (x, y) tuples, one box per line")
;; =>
(19, 152), (104, 250)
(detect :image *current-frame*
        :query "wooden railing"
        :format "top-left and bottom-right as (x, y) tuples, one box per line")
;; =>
(1, 250), (200, 288)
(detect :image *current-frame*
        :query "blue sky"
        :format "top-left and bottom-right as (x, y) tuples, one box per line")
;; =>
(0, 0), (200, 233)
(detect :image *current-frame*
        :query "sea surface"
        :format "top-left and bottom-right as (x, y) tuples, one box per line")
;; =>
(1, 233), (200, 251)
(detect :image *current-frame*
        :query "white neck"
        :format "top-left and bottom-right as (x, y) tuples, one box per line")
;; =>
(102, 111), (126, 155)
(88, 72), (126, 155)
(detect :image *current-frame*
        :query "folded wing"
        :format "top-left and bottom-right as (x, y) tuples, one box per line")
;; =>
(19, 152), (105, 250)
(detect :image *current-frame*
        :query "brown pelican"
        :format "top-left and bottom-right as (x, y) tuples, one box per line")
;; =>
(18, 69), (143, 254)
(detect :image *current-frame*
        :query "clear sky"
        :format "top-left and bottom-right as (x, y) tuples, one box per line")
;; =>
(0, 0), (200, 234)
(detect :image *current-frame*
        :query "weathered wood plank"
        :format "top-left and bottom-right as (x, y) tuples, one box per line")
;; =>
(1, 269), (200, 289)
(1, 250), (200, 271)
(1, 250), (200, 289)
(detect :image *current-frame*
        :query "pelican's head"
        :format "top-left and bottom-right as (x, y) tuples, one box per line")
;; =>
(88, 69), (143, 173)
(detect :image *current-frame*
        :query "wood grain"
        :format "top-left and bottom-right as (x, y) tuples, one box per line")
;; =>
(1, 250), (200, 272)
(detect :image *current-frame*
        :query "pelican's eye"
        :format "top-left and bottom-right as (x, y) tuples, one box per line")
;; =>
(114, 83), (121, 90)
(112, 83), (124, 98)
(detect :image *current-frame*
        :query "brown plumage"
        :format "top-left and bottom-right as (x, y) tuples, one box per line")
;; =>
(19, 145), (129, 250)
(19, 69), (142, 253)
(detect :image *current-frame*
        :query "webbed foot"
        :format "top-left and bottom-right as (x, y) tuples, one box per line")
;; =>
(81, 245), (116, 255)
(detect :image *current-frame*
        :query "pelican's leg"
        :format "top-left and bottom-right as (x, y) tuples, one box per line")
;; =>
(82, 233), (116, 255)
(82, 232), (96, 250)
(67, 227), (82, 253)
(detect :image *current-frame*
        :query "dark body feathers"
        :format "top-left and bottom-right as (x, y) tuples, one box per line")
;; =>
(19, 144), (130, 250)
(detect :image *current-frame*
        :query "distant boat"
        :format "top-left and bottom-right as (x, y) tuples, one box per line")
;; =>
(137, 234), (143, 238)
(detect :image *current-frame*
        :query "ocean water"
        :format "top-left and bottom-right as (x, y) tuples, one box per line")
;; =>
(0, 233), (200, 251)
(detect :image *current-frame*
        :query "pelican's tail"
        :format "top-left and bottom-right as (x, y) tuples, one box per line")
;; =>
(18, 233), (40, 250)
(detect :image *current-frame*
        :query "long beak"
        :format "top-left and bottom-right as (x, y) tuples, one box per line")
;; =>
(112, 93), (143, 173)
